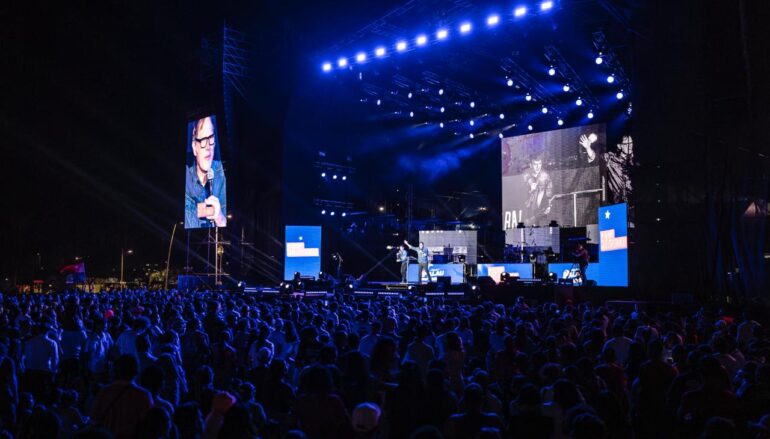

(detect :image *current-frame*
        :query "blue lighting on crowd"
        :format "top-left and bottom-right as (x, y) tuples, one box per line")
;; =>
(514, 6), (527, 17)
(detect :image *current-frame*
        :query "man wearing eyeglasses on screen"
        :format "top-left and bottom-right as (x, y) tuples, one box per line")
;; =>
(184, 116), (227, 228)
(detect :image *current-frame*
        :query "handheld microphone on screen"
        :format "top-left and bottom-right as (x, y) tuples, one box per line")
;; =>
(206, 168), (214, 198)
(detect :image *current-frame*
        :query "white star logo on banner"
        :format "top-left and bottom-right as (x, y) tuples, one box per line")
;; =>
(605, 210), (611, 219)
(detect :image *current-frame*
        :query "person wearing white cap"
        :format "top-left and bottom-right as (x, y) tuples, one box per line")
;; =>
(351, 402), (382, 438)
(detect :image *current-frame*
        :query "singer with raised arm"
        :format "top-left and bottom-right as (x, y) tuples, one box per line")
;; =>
(185, 116), (227, 229)
(404, 239), (431, 284)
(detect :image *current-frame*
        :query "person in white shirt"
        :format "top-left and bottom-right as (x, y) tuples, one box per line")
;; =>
(22, 324), (59, 401)
(603, 325), (633, 366)
(403, 323), (434, 376)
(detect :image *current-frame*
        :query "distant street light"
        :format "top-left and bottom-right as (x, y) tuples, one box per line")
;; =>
(120, 249), (133, 286)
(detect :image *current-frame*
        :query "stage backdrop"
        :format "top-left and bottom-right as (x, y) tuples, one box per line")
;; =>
(185, 115), (227, 229)
(284, 225), (322, 280)
(502, 124), (606, 229)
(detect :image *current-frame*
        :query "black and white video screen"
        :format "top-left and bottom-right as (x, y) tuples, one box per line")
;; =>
(502, 124), (634, 229)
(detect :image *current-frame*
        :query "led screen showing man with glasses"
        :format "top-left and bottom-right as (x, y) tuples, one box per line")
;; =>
(184, 115), (227, 229)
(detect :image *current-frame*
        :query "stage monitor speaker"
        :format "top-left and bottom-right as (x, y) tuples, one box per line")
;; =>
(436, 276), (451, 290)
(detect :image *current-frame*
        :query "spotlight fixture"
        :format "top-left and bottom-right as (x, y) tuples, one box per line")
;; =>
(333, 174), (338, 179)
(616, 91), (624, 99)
(342, 175), (347, 181)
(548, 67), (556, 76)
(321, 172), (326, 177)
(409, 111), (414, 117)
(436, 29), (448, 40)
(541, 107), (548, 114)
(321, 210), (326, 214)
(376, 99), (381, 106)
(507, 79), (514, 87)
(563, 84), (570, 92)
(322, 62), (332, 72)
(439, 122), (444, 128)
(558, 119), (564, 126)
(595, 55), (603, 65)
(438, 88), (444, 95)
(575, 98), (583, 106)
(341, 212), (347, 217)
(416, 34), (427, 46)
(525, 93), (532, 101)
(607, 74), (615, 83)
(587, 111), (594, 119)
(487, 14), (500, 26)
(469, 133), (475, 139)
(528, 125), (533, 131)
(499, 113), (505, 119)
(460, 22), (472, 34)
(330, 211), (335, 216)
(337, 57), (348, 68)
(356, 52), (366, 63)
(375, 46), (386, 57)
(514, 6), (527, 17)
(469, 120), (475, 126)
(540, 1), (553, 10)
(470, 101), (475, 108)
(499, 133), (504, 139)
(408, 92), (413, 99)
(440, 106), (445, 113)
(396, 40), (407, 52)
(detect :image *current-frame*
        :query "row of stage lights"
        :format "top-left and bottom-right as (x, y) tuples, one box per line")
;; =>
(320, 172), (348, 181)
(321, 1), (556, 72)
(320, 210), (347, 217)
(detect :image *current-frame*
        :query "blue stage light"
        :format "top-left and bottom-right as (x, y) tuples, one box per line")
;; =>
(525, 93), (532, 101)
(487, 14), (500, 26)
(337, 57), (348, 68)
(376, 99), (381, 106)
(469, 120), (475, 126)
(341, 212), (347, 217)
(469, 133), (474, 139)
(322, 62), (332, 72)
(333, 174), (338, 179)
(416, 34), (427, 46)
(499, 133), (504, 139)
(514, 6), (527, 17)
(396, 41), (407, 52)
(616, 91), (624, 99)
(438, 88), (444, 95)
(440, 106), (445, 113)
(558, 119), (564, 126)
(330, 211), (335, 216)
(607, 74), (615, 83)
(575, 98), (583, 106)
(541, 107), (548, 114)
(409, 111), (414, 117)
(460, 22), (472, 34)
(321, 210), (326, 214)
(595, 55), (603, 65)
(439, 122), (444, 128)
(342, 175), (347, 181)
(436, 29), (448, 40)
(499, 113), (505, 119)
(563, 84), (570, 92)
(548, 67), (556, 76)
(541, 1), (553, 11)
(356, 52), (366, 63)
(470, 101), (475, 108)
(408, 92), (413, 99)
(587, 111), (594, 119)
(321, 172), (326, 177)
(528, 125), (533, 131)
(375, 46), (386, 57)
(507, 79), (513, 87)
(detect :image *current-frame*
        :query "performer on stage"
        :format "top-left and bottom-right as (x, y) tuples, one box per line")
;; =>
(573, 243), (590, 282)
(404, 240), (432, 283)
(396, 245), (409, 283)
(523, 157), (553, 226)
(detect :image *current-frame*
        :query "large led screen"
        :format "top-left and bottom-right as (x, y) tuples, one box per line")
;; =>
(284, 225), (322, 280)
(185, 115), (227, 229)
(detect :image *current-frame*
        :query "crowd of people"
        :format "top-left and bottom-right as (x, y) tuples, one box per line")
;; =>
(0, 289), (768, 439)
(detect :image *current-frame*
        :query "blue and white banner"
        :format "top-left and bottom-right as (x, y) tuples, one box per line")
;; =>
(407, 263), (465, 283)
